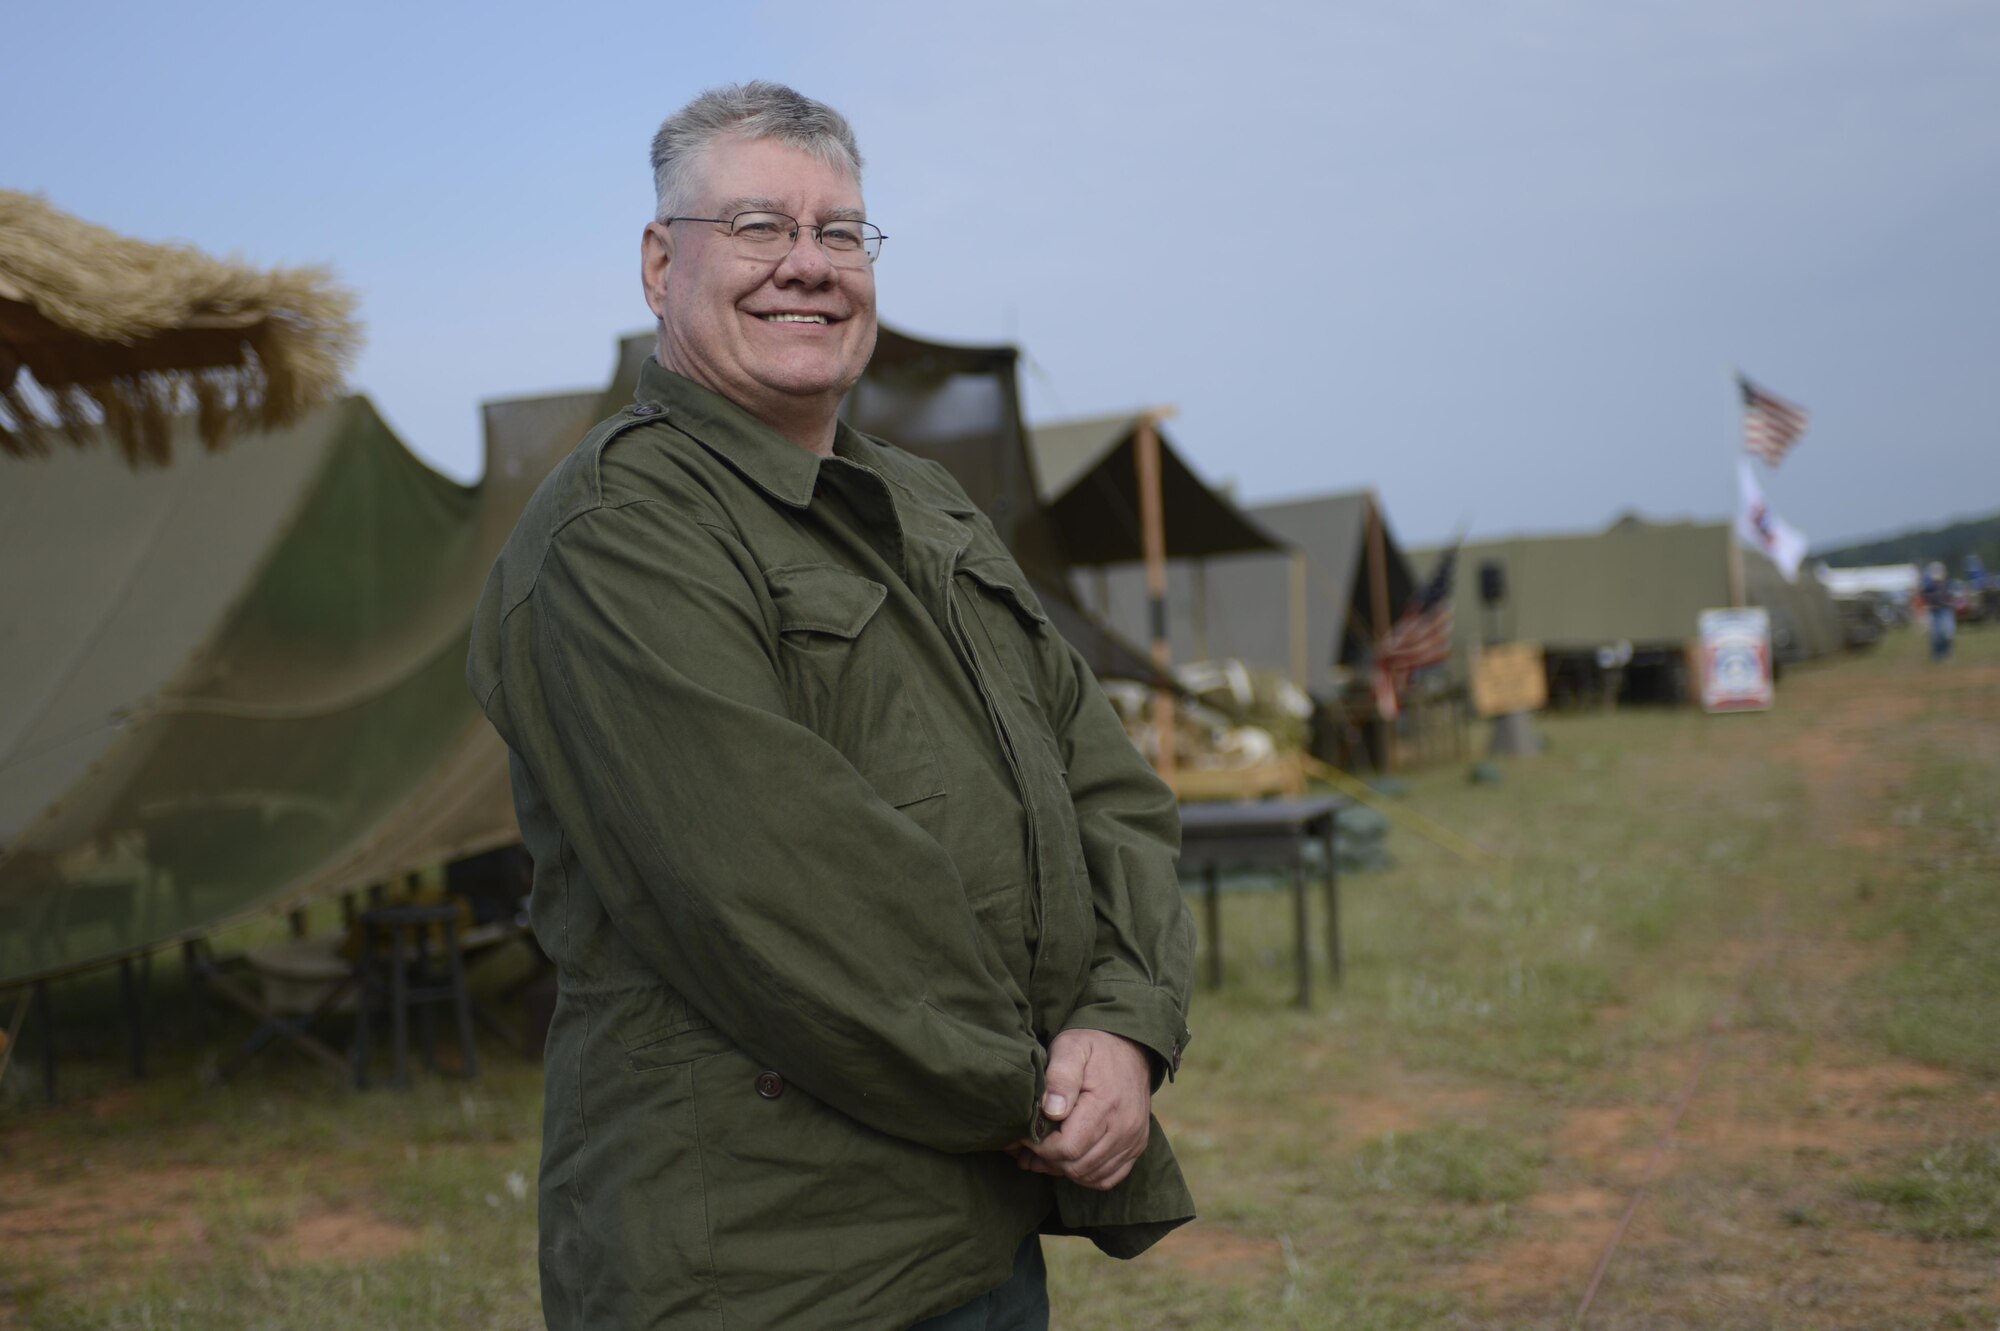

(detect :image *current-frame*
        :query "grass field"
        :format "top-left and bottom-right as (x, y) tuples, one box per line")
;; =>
(3, 628), (1996, 1329)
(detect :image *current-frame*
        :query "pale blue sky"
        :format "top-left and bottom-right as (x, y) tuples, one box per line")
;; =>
(8, 0), (1996, 549)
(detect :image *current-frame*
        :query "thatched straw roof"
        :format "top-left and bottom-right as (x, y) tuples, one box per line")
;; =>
(0, 190), (360, 467)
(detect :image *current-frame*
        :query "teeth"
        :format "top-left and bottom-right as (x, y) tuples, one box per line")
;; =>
(762, 313), (828, 324)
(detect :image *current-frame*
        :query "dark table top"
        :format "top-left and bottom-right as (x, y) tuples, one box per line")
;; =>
(1177, 795), (1346, 836)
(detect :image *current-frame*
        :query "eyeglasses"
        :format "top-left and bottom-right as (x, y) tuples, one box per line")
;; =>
(662, 211), (886, 266)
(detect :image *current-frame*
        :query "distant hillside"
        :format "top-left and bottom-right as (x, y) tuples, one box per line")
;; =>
(1815, 512), (2000, 572)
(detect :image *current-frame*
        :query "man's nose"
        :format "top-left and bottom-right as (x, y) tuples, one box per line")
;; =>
(772, 226), (836, 286)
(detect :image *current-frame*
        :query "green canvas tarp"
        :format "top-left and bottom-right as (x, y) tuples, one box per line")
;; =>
(0, 388), (598, 987)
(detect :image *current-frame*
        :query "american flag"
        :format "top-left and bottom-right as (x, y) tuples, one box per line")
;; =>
(1738, 373), (1809, 467)
(1374, 545), (1458, 698)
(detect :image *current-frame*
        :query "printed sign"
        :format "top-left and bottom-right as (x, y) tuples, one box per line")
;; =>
(1472, 642), (1548, 718)
(1697, 608), (1773, 713)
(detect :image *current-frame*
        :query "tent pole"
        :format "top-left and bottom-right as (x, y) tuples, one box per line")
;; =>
(0, 985), (33, 1098)
(1366, 495), (1391, 637)
(1135, 411), (1176, 789)
(1725, 364), (1747, 610)
(1290, 552), (1309, 693)
(1366, 495), (1398, 771)
(1191, 560), (1210, 662)
(1727, 526), (1746, 609)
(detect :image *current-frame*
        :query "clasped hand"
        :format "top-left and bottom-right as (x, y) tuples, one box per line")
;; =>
(1005, 1028), (1152, 1191)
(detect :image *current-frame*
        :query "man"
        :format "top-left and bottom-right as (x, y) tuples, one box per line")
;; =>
(468, 82), (1194, 1330)
(1921, 561), (1956, 661)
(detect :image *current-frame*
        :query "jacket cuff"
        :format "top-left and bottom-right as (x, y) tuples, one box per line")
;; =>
(1061, 982), (1192, 1089)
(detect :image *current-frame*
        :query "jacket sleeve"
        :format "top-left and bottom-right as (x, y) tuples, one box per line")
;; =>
(508, 498), (1044, 1152)
(1042, 628), (1196, 1081)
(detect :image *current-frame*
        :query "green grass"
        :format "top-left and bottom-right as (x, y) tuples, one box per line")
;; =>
(1860, 757), (2000, 1077)
(1347, 1123), (1543, 1205)
(1855, 1138), (2000, 1240)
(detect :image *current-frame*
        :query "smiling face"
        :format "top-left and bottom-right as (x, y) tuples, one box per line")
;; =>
(642, 134), (878, 450)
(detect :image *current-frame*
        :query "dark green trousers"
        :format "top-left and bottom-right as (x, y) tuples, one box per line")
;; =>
(907, 1236), (1048, 1331)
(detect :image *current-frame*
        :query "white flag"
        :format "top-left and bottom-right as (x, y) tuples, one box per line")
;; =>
(1735, 459), (1808, 582)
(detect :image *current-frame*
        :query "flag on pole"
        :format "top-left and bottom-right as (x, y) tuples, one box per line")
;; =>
(1737, 373), (1809, 467)
(1373, 545), (1458, 703)
(1735, 459), (1808, 582)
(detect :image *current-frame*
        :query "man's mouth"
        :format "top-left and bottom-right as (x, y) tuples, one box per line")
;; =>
(758, 313), (830, 325)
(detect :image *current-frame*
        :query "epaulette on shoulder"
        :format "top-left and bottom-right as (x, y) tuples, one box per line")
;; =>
(552, 401), (674, 524)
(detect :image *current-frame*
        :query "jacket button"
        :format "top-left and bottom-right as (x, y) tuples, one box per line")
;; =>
(631, 401), (662, 417)
(754, 1071), (785, 1099)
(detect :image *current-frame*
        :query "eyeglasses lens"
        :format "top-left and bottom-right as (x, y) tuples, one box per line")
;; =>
(728, 213), (881, 265)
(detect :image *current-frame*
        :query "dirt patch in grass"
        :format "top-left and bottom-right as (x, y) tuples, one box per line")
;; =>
(0, 1161), (217, 1271)
(1677, 1053), (1950, 1163)
(1462, 1058), (1992, 1317)
(0, 1111), (421, 1285)
(1776, 728), (1914, 851)
(1324, 1094), (1423, 1140)
(1529, 1185), (1624, 1219)
(1556, 1103), (1659, 1182)
(1455, 1191), (1623, 1307)
(1811, 1058), (1957, 1098)
(1679, 1101), (1913, 1159)
(1319, 1079), (1493, 1143)
(264, 1206), (424, 1265)
(1151, 1222), (1284, 1286)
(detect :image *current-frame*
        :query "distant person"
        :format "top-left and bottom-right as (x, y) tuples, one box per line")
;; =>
(467, 82), (1194, 1329)
(1921, 561), (1956, 661)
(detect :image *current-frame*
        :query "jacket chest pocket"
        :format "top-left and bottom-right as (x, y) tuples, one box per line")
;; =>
(766, 562), (945, 809)
(955, 557), (1058, 743)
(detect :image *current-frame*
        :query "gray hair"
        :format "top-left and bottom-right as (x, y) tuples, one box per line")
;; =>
(650, 82), (864, 222)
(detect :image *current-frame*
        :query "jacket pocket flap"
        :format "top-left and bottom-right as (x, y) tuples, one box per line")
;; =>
(767, 563), (888, 639)
(957, 557), (1050, 627)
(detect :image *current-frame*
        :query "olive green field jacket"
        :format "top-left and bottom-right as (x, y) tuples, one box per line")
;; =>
(466, 361), (1195, 1329)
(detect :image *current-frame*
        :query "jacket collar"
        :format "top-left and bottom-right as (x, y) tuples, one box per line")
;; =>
(637, 357), (858, 510)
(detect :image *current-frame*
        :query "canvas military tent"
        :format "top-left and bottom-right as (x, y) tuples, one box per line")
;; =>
(1028, 413), (1284, 568)
(1423, 515), (1848, 702)
(0, 385), (599, 988)
(1072, 488), (1419, 689)
(1744, 550), (1846, 661)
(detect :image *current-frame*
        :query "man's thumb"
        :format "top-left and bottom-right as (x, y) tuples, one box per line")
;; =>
(1043, 1041), (1087, 1120)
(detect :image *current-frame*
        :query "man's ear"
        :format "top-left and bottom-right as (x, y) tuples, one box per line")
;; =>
(641, 221), (672, 320)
